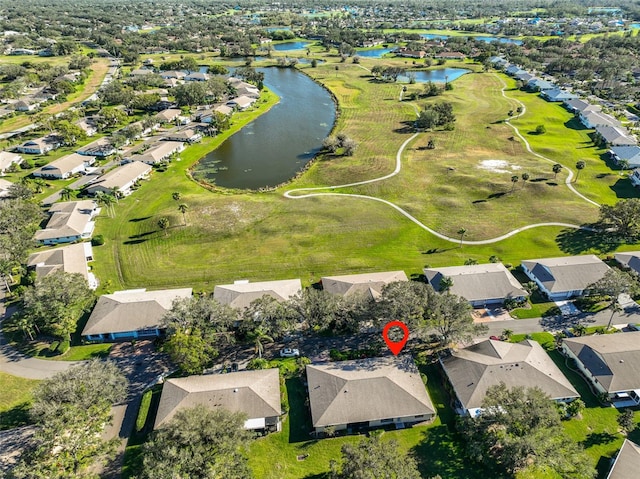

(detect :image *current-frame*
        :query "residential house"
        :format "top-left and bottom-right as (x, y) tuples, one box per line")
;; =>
(610, 146), (640, 169)
(129, 68), (154, 77)
(440, 339), (579, 417)
(159, 71), (186, 80)
(395, 48), (426, 59)
(595, 125), (637, 147)
(630, 168), (640, 187)
(0, 151), (23, 174)
(526, 78), (555, 91)
(163, 129), (202, 144)
(424, 263), (528, 307)
(234, 85), (260, 99)
(306, 356), (435, 434)
(75, 117), (98, 137)
(184, 72), (210, 82)
(214, 278), (302, 310)
(76, 138), (116, 157)
(16, 135), (62, 154)
(614, 251), (640, 274)
(607, 439), (640, 479)
(488, 56), (508, 68)
(27, 242), (97, 289)
(259, 37), (273, 44)
(579, 110), (621, 129)
(563, 98), (597, 113)
(155, 108), (182, 124)
(541, 88), (579, 102)
(435, 51), (466, 60)
(0, 178), (13, 198)
(82, 288), (192, 341)
(321, 271), (408, 300)
(505, 64), (525, 76)
(85, 161), (152, 197)
(514, 71), (536, 83)
(34, 200), (99, 245)
(13, 99), (40, 112)
(154, 369), (282, 432)
(124, 141), (185, 165)
(521, 255), (610, 300)
(226, 96), (256, 110)
(32, 153), (95, 179)
(561, 333), (640, 404)
(214, 104), (234, 116)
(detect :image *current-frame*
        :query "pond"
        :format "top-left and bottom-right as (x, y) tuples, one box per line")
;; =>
(356, 48), (394, 58)
(273, 42), (310, 51)
(397, 68), (470, 84)
(420, 33), (523, 45)
(193, 68), (336, 190)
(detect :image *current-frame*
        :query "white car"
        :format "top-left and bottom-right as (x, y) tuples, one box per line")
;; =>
(279, 348), (300, 358)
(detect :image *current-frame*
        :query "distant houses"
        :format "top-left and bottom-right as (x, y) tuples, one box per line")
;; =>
(154, 370), (282, 431)
(440, 339), (579, 417)
(82, 288), (192, 341)
(521, 255), (610, 300)
(424, 263), (528, 307)
(306, 356), (435, 434)
(34, 200), (99, 245)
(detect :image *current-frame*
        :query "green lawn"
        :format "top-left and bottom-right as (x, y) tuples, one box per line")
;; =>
(0, 372), (39, 430)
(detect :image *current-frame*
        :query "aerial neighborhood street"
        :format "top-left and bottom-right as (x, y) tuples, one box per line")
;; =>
(4, 1), (640, 479)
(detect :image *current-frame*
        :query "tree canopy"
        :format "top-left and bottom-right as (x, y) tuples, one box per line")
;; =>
(141, 405), (254, 479)
(599, 198), (640, 241)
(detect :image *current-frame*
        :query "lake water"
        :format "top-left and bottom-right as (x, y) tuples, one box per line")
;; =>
(357, 48), (394, 58)
(398, 68), (470, 83)
(420, 33), (523, 45)
(273, 42), (310, 51)
(193, 68), (336, 190)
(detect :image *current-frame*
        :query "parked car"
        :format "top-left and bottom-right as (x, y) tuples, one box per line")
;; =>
(628, 323), (640, 331)
(279, 348), (300, 358)
(489, 335), (502, 341)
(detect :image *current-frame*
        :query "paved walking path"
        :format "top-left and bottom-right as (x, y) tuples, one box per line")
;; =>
(284, 74), (600, 245)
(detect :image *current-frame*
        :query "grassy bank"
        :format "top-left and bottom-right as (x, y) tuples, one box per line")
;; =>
(0, 372), (39, 430)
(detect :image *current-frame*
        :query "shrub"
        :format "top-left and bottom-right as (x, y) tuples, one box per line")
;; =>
(247, 358), (269, 370)
(91, 234), (105, 246)
(57, 340), (70, 354)
(535, 124), (546, 134)
(49, 341), (60, 353)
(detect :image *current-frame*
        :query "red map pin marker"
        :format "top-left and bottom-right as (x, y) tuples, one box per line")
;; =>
(382, 320), (409, 355)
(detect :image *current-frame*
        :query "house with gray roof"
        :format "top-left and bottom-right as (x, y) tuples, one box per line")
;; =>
(526, 78), (555, 92)
(27, 242), (97, 289)
(521, 255), (610, 300)
(610, 146), (640, 169)
(564, 98), (597, 113)
(124, 141), (184, 165)
(440, 339), (579, 417)
(214, 278), (302, 310)
(595, 125), (637, 147)
(16, 135), (62, 155)
(76, 138), (117, 157)
(34, 200), (99, 245)
(82, 287), (192, 341)
(424, 263), (527, 307)
(615, 251), (640, 274)
(154, 369), (281, 431)
(580, 110), (621, 129)
(561, 332), (640, 403)
(32, 153), (95, 179)
(607, 439), (640, 479)
(306, 356), (435, 434)
(321, 271), (408, 300)
(541, 88), (579, 102)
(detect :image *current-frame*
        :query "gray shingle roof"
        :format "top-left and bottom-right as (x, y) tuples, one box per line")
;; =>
(563, 333), (640, 393)
(614, 251), (640, 275)
(521, 255), (609, 294)
(306, 356), (434, 428)
(321, 271), (408, 299)
(424, 263), (527, 303)
(213, 279), (301, 309)
(34, 200), (97, 242)
(154, 369), (281, 429)
(608, 439), (640, 479)
(440, 339), (578, 411)
(82, 288), (192, 336)
(27, 243), (91, 281)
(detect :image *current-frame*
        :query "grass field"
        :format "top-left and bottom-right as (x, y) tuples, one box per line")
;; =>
(0, 372), (39, 430)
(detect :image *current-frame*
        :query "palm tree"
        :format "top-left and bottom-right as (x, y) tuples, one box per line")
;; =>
(60, 186), (73, 201)
(501, 329), (513, 340)
(158, 217), (169, 236)
(575, 160), (586, 182)
(110, 187), (120, 202)
(607, 301), (623, 330)
(172, 192), (181, 201)
(510, 175), (519, 192)
(31, 178), (47, 194)
(249, 329), (274, 359)
(521, 172), (529, 188)
(457, 228), (467, 248)
(439, 276), (453, 292)
(178, 203), (188, 226)
(552, 163), (563, 179)
(16, 316), (35, 341)
(96, 192), (117, 218)
(572, 323), (587, 337)
(619, 159), (630, 172)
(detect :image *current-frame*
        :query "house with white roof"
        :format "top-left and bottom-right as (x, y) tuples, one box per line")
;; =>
(154, 369), (281, 432)
(155, 108), (182, 123)
(27, 242), (97, 289)
(321, 271), (408, 300)
(32, 153), (95, 179)
(82, 288), (192, 341)
(440, 339), (579, 417)
(214, 279), (302, 310)
(0, 178), (14, 198)
(0, 151), (23, 174)
(184, 72), (209, 82)
(85, 161), (152, 197)
(541, 88), (579, 102)
(76, 138), (117, 157)
(424, 263), (528, 307)
(124, 141), (185, 165)
(521, 255), (610, 300)
(34, 200), (99, 245)
(306, 356), (435, 433)
(16, 135), (62, 154)
(226, 95), (256, 110)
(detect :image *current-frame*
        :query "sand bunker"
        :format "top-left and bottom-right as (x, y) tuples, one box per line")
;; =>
(478, 159), (522, 174)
